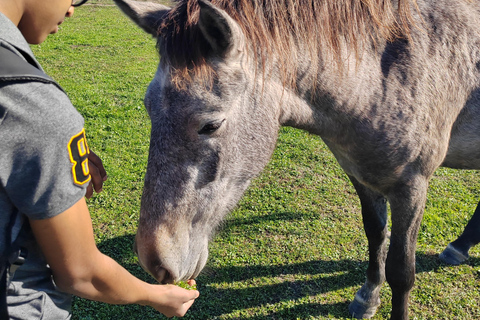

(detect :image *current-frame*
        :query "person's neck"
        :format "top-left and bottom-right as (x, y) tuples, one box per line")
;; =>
(0, 0), (24, 26)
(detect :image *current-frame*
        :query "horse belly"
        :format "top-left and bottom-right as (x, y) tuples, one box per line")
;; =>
(443, 136), (480, 169)
(443, 99), (480, 169)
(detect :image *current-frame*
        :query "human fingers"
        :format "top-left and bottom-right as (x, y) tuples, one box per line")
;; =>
(87, 151), (107, 195)
(152, 285), (199, 318)
(186, 288), (199, 300)
(85, 183), (93, 199)
(176, 288), (199, 317)
(88, 159), (104, 194)
(169, 286), (199, 304)
(174, 297), (197, 318)
(88, 151), (107, 181)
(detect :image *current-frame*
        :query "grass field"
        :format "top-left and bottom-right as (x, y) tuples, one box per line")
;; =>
(31, 1), (479, 319)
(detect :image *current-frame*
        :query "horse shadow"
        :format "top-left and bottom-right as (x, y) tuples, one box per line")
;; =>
(91, 231), (479, 320)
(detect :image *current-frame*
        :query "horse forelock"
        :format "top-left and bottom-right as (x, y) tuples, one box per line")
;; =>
(158, 0), (418, 90)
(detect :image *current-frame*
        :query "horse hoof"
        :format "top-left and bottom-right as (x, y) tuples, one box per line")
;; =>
(439, 243), (468, 265)
(348, 294), (380, 319)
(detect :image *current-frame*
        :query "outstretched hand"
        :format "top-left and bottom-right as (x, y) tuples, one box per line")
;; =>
(86, 150), (107, 198)
(149, 280), (199, 318)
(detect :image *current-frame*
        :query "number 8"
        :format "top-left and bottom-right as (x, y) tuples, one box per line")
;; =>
(67, 129), (91, 186)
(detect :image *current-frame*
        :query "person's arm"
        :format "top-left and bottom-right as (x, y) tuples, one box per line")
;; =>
(29, 198), (199, 318)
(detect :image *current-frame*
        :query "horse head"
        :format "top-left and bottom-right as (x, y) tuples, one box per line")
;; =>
(114, 0), (282, 284)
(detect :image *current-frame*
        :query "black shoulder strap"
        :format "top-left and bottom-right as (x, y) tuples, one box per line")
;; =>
(0, 263), (7, 320)
(0, 208), (20, 320)
(0, 46), (64, 93)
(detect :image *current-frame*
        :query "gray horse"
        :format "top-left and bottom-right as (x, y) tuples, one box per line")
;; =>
(113, 0), (480, 319)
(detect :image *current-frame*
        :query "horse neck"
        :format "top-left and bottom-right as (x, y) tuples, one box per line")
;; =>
(273, 43), (378, 138)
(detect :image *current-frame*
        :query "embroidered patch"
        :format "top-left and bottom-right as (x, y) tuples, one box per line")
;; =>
(67, 129), (91, 186)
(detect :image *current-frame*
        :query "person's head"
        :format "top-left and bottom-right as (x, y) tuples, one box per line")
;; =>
(0, 0), (88, 44)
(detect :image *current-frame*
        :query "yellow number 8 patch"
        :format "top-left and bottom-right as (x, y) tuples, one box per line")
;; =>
(67, 128), (91, 186)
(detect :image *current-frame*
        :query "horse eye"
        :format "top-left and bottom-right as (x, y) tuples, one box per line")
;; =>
(198, 120), (225, 135)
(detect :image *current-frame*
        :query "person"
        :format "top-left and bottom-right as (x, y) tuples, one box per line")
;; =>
(0, 0), (199, 319)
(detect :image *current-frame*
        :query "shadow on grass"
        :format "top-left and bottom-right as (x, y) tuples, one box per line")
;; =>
(94, 233), (364, 318)
(416, 251), (480, 271)
(86, 233), (479, 319)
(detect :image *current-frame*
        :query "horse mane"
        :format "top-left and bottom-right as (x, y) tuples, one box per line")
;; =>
(158, 0), (418, 89)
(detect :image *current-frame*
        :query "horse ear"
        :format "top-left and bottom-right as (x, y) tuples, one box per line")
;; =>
(113, 0), (170, 36)
(197, 0), (245, 59)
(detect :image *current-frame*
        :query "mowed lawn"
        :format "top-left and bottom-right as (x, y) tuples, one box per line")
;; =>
(31, 1), (479, 319)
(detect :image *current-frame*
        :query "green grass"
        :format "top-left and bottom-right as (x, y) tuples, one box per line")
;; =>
(31, 2), (480, 319)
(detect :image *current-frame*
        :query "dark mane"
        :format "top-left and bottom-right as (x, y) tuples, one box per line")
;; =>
(158, 0), (418, 89)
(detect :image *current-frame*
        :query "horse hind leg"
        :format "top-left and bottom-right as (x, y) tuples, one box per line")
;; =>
(439, 200), (480, 265)
(348, 176), (388, 319)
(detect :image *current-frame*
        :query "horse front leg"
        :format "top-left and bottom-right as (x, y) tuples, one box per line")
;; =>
(348, 176), (389, 319)
(386, 176), (428, 320)
(439, 200), (480, 265)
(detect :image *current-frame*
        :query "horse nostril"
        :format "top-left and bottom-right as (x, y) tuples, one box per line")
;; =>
(156, 267), (175, 284)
